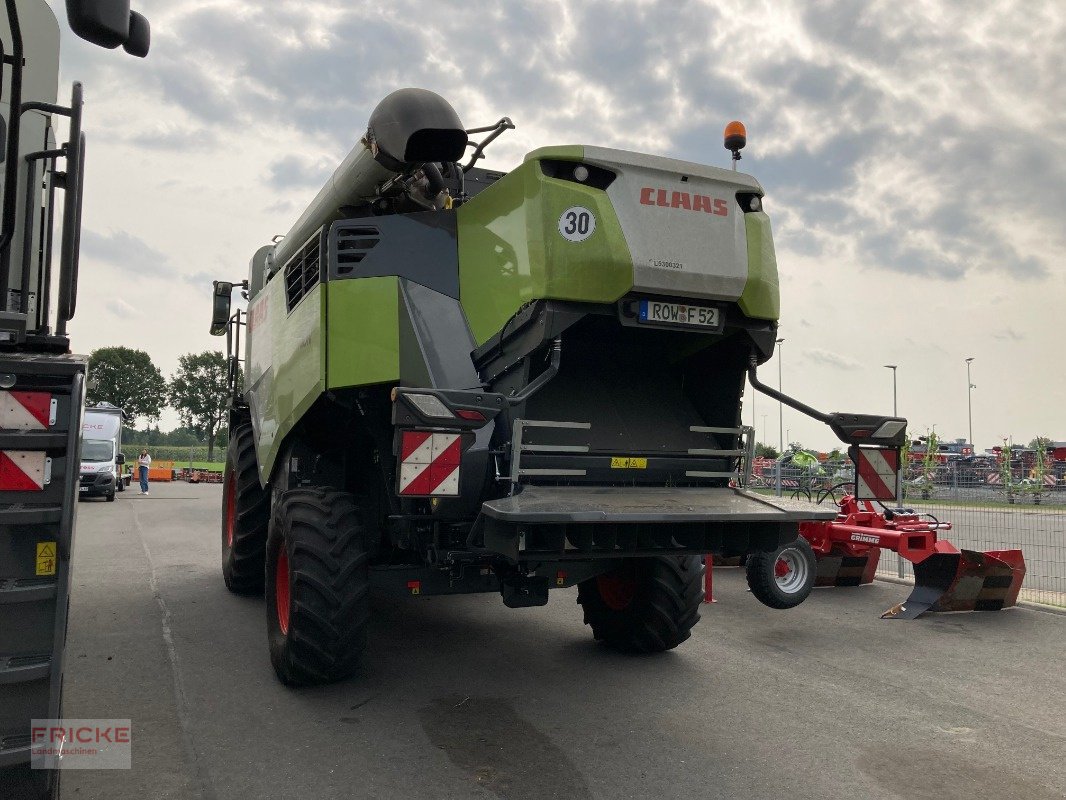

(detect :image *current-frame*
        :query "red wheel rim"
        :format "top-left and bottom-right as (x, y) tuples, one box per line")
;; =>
(775, 558), (791, 579)
(276, 550), (291, 635)
(224, 471), (236, 548)
(597, 569), (637, 611)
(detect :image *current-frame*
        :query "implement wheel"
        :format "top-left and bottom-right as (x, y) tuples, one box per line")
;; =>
(745, 537), (816, 609)
(265, 487), (369, 687)
(577, 556), (704, 653)
(221, 423), (270, 594)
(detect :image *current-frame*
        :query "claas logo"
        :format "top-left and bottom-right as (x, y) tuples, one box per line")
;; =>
(639, 187), (728, 216)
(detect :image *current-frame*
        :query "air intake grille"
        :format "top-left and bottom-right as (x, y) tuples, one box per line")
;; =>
(283, 234), (321, 312)
(334, 225), (380, 276)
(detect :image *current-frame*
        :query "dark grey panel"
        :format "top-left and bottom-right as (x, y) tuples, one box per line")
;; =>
(327, 212), (459, 299)
(481, 486), (836, 524)
(397, 279), (479, 390)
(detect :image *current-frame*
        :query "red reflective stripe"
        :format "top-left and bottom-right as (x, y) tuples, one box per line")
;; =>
(433, 436), (461, 467)
(11, 392), (51, 428)
(0, 451), (43, 491)
(857, 452), (893, 499)
(401, 430), (432, 461)
(400, 462), (435, 495)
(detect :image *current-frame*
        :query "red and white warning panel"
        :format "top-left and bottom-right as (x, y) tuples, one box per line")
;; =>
(853, 446), (899, 500)
(0, 391), (55, 430)
(0, 450), (51, 491)
(398, 431), (462, 496)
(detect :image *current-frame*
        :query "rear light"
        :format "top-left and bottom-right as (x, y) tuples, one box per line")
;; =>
(404, 393), (453, 419)
(873, 420), (907, 439)
(455, 409), (485, 422)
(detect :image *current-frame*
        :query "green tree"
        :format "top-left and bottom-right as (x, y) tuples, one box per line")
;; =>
(87, 347), (167, 423)
(1028, 436), (1053, 450)
(755, 443), (780, 459)
(168, 351), (232, 461)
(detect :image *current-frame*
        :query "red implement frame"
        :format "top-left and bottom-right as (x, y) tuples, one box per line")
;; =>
(799, 496), (1025, 618)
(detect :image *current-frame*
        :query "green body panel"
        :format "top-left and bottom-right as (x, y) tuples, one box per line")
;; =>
(738, 212), (780, 321)
(326, 277), (400, 389)
(457, 153), (635, 346)
(245, 278), (326, 482)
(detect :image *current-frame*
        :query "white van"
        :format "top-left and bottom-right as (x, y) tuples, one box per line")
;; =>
(81, 404), (127, 501)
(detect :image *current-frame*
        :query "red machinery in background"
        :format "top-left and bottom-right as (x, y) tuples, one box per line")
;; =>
(799, 496), (1026, 618)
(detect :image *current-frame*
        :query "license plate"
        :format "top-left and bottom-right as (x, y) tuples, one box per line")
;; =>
(79, 486), (88, 492)
(638, 299), (720, 329)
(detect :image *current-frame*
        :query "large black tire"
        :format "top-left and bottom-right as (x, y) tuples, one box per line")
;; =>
(745, 537), (816, 609)
(577, 556), (704, 653)
(265, 487), (370, 687)
(221, 423), (270, 594)
(106, 491), (115, 502)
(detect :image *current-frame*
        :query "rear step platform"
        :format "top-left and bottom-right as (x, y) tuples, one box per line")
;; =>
(481, 486), (837, 524)
(477, 487), (837, 561)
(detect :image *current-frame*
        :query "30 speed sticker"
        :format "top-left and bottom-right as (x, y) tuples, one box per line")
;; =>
(558, 206), (596, 242)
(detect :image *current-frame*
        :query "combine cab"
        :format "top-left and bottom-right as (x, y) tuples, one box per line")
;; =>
(210, 89), (908, 686)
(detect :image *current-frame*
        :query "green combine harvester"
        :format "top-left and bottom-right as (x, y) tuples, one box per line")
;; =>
(210, 89), (907, 686)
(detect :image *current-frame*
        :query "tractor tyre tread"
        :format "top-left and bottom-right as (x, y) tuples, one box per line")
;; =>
(266, 487), (369, 687)
(577, 555), (704, 653)
(221, 423), (270, 594)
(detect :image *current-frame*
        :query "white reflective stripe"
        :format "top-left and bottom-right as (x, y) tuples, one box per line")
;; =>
(399, 462), (430, 493)
(402, 434), (435, 466)
(0, 391), (47, 430)
(430, 433), (459, 459)
(856, 448), (898, 499)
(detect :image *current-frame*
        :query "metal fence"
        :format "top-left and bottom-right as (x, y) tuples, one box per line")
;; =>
(750, 457), (1066, 608)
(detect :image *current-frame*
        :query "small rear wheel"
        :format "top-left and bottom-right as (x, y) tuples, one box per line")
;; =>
(265, 487), (370, 686)
(577, 556), (704, 653)
(745, 537), (816, 609)
(221, 423), (270, 594)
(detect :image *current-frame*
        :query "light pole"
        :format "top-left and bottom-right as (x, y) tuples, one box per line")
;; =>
(966, 357), (975, 447)
(883, 364), (898, 416)
(761, 414), (768, 443)
(776, 338), (785, 455)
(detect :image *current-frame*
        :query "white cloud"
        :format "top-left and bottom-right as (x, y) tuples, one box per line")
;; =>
(42, 0), (1066, 445)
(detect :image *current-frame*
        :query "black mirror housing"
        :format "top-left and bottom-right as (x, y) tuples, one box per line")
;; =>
(116, 453), (125, 465)
(828, 413), (907, 447)
(66, 0), (131, 49)
(123, 11), (150, 57)
(210, 281), (233, 336)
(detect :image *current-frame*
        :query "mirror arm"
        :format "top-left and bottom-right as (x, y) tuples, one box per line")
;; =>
(747, 360), (832, 424)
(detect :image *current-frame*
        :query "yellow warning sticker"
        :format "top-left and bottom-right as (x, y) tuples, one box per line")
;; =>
(610, 457), (648, 469)
(36, 541), (57, 576)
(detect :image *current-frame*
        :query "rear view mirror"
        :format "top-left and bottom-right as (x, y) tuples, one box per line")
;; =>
(66, 0), (131, 49)
(123, 11), (150, 57)
(210, 281), (233, 336)
(116, 453), (125, 465)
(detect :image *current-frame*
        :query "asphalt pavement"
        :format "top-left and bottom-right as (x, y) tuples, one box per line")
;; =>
(60, 482), (1066, 799)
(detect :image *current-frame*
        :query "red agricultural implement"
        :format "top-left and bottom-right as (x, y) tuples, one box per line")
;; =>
(799, 496), (1026, 619)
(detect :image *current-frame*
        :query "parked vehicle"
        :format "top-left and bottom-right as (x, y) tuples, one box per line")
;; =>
(210, 91), (906, 686)
(79, 403), (127, 500)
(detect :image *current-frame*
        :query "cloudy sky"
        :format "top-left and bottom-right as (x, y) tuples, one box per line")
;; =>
(45, 0), (1065, 451)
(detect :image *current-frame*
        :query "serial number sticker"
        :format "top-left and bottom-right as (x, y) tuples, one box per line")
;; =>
(36, 542), (57, 576)
(638, 300), (720, 329)
(611, 457), (648, 469)
(558, 206), (596, 242)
